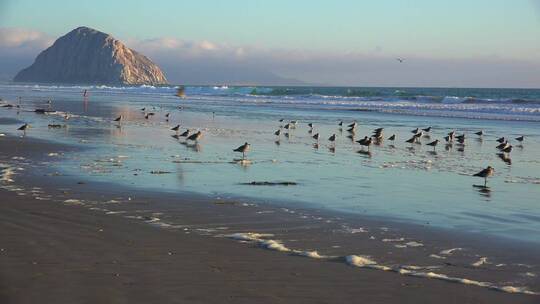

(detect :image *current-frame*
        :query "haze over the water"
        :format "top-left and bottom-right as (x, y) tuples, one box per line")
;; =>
(0, 0), (539, 87)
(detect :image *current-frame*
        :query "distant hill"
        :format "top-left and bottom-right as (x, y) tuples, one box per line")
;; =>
(14, 26), (168, 85)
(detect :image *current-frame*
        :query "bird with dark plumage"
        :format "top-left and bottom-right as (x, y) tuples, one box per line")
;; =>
(475, 130), (484, 136)
(501, 145), (513, 153)
(328, 134), (336, 143)
(171, 125), (180, 132)
(388, 134), (396, 141)
(515, 136), (524, 142)
(411, 128), (419, 134)
(496, 137), (506, 143)
(422, 126), (432, 132)
(274, 129), (281, 137)
(312, 133), (320, 141)
(473, 166), (495, 187)
(187, 131), (202, 142)
(356, 136), (372, 150)
(426, 139), (439, 151)
(17, 123), (29, 131)
(233, 142), (251, 160)
(114, 115), (122, 122)
(179, 129), (190, 137)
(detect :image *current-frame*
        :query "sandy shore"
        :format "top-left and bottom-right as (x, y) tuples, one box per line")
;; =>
(0, 136), (538, 304)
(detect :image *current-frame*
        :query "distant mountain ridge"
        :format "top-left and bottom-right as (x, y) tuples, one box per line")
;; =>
(14, 26), (168, 85)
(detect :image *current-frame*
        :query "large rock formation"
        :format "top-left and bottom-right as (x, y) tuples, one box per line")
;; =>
(14, 26), (168, 85)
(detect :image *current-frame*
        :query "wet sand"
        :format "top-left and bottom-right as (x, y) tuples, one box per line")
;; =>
(0, 136), (538, 303)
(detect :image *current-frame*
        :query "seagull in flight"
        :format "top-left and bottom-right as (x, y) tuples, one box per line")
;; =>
(396, 58), (405, 63)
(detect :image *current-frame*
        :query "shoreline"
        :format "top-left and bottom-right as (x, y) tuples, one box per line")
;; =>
(1, 135), (539, 303)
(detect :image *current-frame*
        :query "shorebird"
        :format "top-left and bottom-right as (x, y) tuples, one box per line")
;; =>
(165, 113), (171, 121)
(274, 129), (281, 137)
(444, 135), (451, 142)
(406, 136), (416, 144)
(413, 132), (423, 141)
(426, 139), (439, 151)
(279, 118), (284, 123)
(141, 107), (146, 111)
(372, 133), (383, 141)
(373, 128), (384, 133)
(515, 136), (524, 142)
(187, 131), (202, 142)
(171, 125), (181, 132)
(496, 142), (510, 150)
(179, 129), (190, 137)
(308, 123), (314, 129)
(457, 136), (466, 145)
(233, 142), (251, 160)
(114, 115), (123, 122)
(348, 122), (358, 129)
(388, 134), (396, 141)
(422, 126), (432, 132)
(312, 133), (320, 141)
(496, 137), (506, 143)
(411, 128), (419, 134)
(473, 166), (495, 187)
(328, 134), (337, 144)
(347, 127), (356, 133)
(475, 130), (484, 136)
(356, 136), (372, 150)
(338, 121), (343, 127)
(17, 123), (29, 131)
(448, 131), (456, 140)
(396, 58), (405, 63)
(501, 145), (513, 153)
(284, 123), (292, 130)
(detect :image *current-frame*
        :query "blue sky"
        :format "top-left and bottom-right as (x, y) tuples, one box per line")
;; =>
(1, 0), (540, 87)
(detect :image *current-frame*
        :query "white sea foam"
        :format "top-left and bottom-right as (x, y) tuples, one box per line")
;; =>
(0, 166), (15, 183)
(472, 257), (489, 267)
(346, 255), (539, 295)
(440, 248), (463, 255)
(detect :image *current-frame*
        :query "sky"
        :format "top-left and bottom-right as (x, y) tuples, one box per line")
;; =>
(1, 0), (540, 87)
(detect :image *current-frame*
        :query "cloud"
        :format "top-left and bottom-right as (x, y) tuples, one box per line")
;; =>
(0, 28), (54, 80)
(126, 37), (540, 87)
(1, 27), (539, 87)
(0, 27), (53, 50)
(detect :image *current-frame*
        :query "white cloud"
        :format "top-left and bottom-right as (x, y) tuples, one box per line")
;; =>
(0, 27), (53, 49)
(1, 27), (539, 87)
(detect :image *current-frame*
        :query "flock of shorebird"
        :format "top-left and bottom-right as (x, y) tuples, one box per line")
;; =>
(9, 103), (526, 188)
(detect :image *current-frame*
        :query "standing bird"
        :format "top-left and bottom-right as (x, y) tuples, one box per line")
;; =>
(312, 133), (320, 141)
(388, 134), (396, 141)
(328, 134), (337, 144)
(274, 129), (281, 137)
(356, 136), (372, 151)
(171, 125), (181, 133)
(338, 121), (343, 127)
(411, 128), (419, 134)
(515, 136), (524, 142)
(114, 115), (123, 122)
(348, 122), (358, 129)
(496, 141), (510, 150)
(475, 130), (484, 136)
(406, 136), (416, 144)
(426, 139), (439, 151)
(233, 142), (251, 160)
(308, 123), (314, 129)
(179, 129), (190, 137)
(473, 166), (495, 187)
(422, 126), (432, 132)
(17, 123), (29, 131)
(496, 137), (506, 143)
(501, 145), (513, 153)
(187, 131), (203, 142)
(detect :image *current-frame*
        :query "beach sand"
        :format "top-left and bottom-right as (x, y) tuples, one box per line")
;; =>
(0, 136), (538, 303)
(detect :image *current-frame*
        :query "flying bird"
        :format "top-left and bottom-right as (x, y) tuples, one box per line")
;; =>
(396, 58), (405, 63)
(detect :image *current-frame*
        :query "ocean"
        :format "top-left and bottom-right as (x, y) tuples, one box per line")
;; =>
(1, 83), (540, 243)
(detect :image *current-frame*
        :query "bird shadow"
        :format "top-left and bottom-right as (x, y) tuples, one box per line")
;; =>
(497, 153), (512, 165)
(473, 185), (492, 199)
(356, 150), (373, 158)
